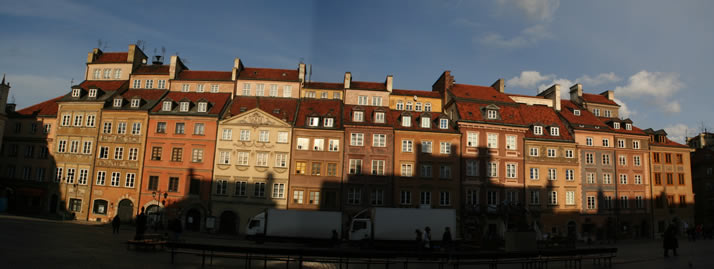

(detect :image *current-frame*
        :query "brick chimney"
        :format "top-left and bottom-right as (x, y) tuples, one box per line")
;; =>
(86, 48), (102, 64)
(432, 71), (454, 94)
(491, 78), (505, 93)
(231, 57), (244, 81)
(344, 72), (351, 89)
(169, 55), (187, 80)
(386, 75), (393, 92)
(538, 84), (561, 111)
(600, 90), (614, 101)
(569, 84), (583, 103)
(127, 44), (147, 66)
(298, 63), (306, 84)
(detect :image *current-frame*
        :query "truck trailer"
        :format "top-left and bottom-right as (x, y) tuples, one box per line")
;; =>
(245, 209), (342, 240)
(349, 208), (457, 241)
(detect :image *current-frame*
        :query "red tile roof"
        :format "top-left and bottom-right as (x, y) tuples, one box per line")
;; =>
(350, 81), (386, 91)
(518, 104), (573, 141)
(343, 105), (394, 126)
(449, 84), (515, 103)
(153, 92), (231, 115)
(582, 93), (619, 106)
(389, 110), (457, 133)
(120, 89), (167, 101)
(134, 65), (170, 75)
(78, 80), (129, 91)
(507, 93), (545, 99)
(295, 99), (343, 128)
(391, 89), (442, 98)
(650, 137), (688, 148)
(16, 96), (63, 116)
(597, 117), (647, 135)
(227, 97), (298, 123)
(559, 100), (610, 130)
(238, 67), (299, 82)
(94, 52), (128, 63)
(454, 102), (524, 126)
(304, 82), (344, 90)
(177, 70), (232, 81)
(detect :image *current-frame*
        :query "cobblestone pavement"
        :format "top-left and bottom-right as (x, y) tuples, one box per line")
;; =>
(1, 214), (712, 269)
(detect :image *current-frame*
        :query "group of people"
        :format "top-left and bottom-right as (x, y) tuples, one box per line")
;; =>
(415, 226), (452, 251)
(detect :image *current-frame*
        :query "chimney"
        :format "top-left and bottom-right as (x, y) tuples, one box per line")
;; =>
(491, 78), (505, 93)
(431, 71), (454, 93)
(344, 72), (351, 89)
(386, 75), (393, 92)
(600, 90), (614, 101)
(298, 63), (306, 84)
(569, 84), (583, 103)
(538, 84), (561, 111)
(169, 55), (186, 80)
(231, 57), (243, 81)
(87, 48), (102, 64)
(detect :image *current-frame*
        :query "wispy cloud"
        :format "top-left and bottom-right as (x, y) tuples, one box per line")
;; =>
(497, 0), (560, 21)
(479, 24), (553, 48)
(506, 70), (618, 92)
(664, 123), (692, 144)
(577, 73), (621, 86)
(614, 70), (684, 113)
(613, 97), (633, 118)
(479, 0), (559, 48)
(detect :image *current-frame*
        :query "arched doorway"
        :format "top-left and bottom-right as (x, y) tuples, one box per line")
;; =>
(146, 205), (161, 229)
(219, 211), (238, 234)
(186, 209), (201, 231)
(117, 199), (134, 223)
(49, 194), (58, 214)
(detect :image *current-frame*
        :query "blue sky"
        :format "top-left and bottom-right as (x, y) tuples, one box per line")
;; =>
(1, 0), (712, 142)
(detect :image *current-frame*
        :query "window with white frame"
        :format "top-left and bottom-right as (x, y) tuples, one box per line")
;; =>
(179, 102), (190, 112)
(256, 84), (265, 96)
(566, 191), (575, 205)
(634, 155), (641, 166)
(275, 153), (288, 168)
(421, 117), (431, 128)
(605, 110), (612, 117)
(550, 127), (560, 136)
(372, 160), (385, 175)
(117, 122), (127, 134)
(587, 173), (595, 184)
(401, 140), (413, 152)
(146, 80), (154, 89)
(487, 133), (498, 148)
(71, 89), (81, 98)
(634, 174), (642, 184)
(162, 101), (172, 111)
(197, 102), (207, 112)
(506, 163), (516, 178)
(487, 109), (498, 119)
(373, 134), (386, 147)
(125, 173), (135, 188)
(421, 164), (432, 177)
(632, 140), (640, 149)
(421, 141), (432, 153)
(219, 151), (231, 165)
(466, 160), (478, 176)
(613, 122), (620, 129)
(73, 114), (83, 126)
(272, 183), (285, 198)
(96, 171), (106, 185)
(420, 191), (431, 205)
(256, 152), (269, 167)
(93, 69), (101, 79)
(534, 125), (543, 135)
(221, 129), (232, 140)
(242, 83), (251, 95)
(313, 138), (324, 151)
(82, 141), (92, 154)
(467, 132), (478, 147)
(210, 84), (219, 93)
(113, 98), (122, 107)
(619, 155), (627, 166)
(602, 154), (611, 165)
(566, 169), (574, 181)
(269, 84), (278, 97)
(625, 123), (632, 130)
(357, 96), (368, 105)
(308, 117), (319, 127)
(86, 114), (95, 127)
(349, 159), (362, 175)
(88, 89), (97, 98)
(487, 191), (498, 205)
(487, 162), (497, 177)
(157, 80), (166, 89)
(132, 79), (141, 88)
(237, 152), (249, 165)
(350, 133), (364, 146)
(549, 191), (558, 205)
(400, 191), (411, 205)
(530, 168), (539, 180)
(548, 168), (557, 180)
(547, 148), (556, 157)
(372, 96), (382, 106)
(587, 196), (596, 209)
(374, 112), (385, 123)
(324, 118), (334, 127)
(277, 132), (289, 143)
(353, 111), (364, 122)
(131, 122), (141, 135)
(618, 139), (625, 148)
(259, 130), (270, 142)
(506, 135), (516, 150)
(593, 108), (600, 116)
(128, 148), (138, 161)
(439, 119), (448, 129)
(440, 165), (452, 178)
(405, 102), (413, 111)
(240, 129), (250, 141)
(328, 139), (339, 151)
(440, 192), (451, 206)
(415, 102), (422, 111)
(425, 103), (432, 111)
(573, 109), (581, 116)
(585, 153), (594, 164)
(401, 163), (413, 177)
(440, 142), (451, 154)
(565, 149), (574, 158)
(321, 92), (328, 99)
(602, 138), (610, 147)
(603, 173), (612, 184)
(586, 137), (593, 146)
(530, 190), (540, 204)
(296, 137), (310, 150)
(396, 101), (404, 110)
(283, 85), (292, 97)
(401, 115), (412, 127)
(110, 172), (119, 186)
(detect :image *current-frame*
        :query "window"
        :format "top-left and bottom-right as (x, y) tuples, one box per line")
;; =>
(69, 199), (82, 213)
(372, 160), (385, 175)
(283, 85), (292, 97)
(167, 177), (179, 192)
(586, 137), (593, 146)
(44, 123), (52, 134)
(635, 196), (644, 209)
(308, 117), (319, 127)
(653, 153), (661, 163)
(247, 182), (264, 197)
(547, 148), (556, 157)
(157, 80), (166, 89)
(613, 122), (620, 129)
(256, 84), (265, 96)
(676, 153), (683, 164)
(602, 138), (609, 147)
(370, 190), (384, 206)
(619, 196), (629, 209)
(372, 96), (382, 106)
(197, 102), (207, 113)
(585, 153), (594, 164)
(353, 111), (364, 122)
(548, 168), (557, 180)
(144, 80), (154, 89)
(533, 126), (543, 135)
(566, 169), (574, 181)
(174, 123), (184, 134)
(54, 168), (63, 183)
(620, 174), (628, 184)
(259, 130), (270, 142)
(632, 140), (642, 149)
(357, 95), (368, 105)
(625, 123), (632, 130)
(487, 133), (498, 148)
(396, 101), (404, 110)
(113, 147), (123, 160)
(270, 183), (285, 199)
(131, 122), (142, 135)
(425, 102), (433, 111)
(110, 172), (120, 187)
(678, 173), (685, 185)
(549, 191), (558, 205)
(117, 122), (127, 134)
(73, 114), (84, 126)
(126, 148), (138, 161)
(587, 196), (596, 209)
(88, 88), (98, 98)
(422, 141), (433, 153)
(152, 122), (165, 134)
(603, 174), (612, 184)
(293, 190), (304, 204)
(333, 92), (341, 99)
(349, 159), (362, 175)
(242, 83), (251, 95)
(487, 110), (498, 119)
(619, 155), (627, 166)
(78, 169), (88, 185)
(421, 164), (433, 177)
(565, 149), (574, 158)
(350, 133), (364, 146)
(573, 109), (581, 116)
(440, 142), (451, 154)
(93, 69), (101, 79)
(618, 139), (625, 148)
(373, 134), (386, 147)
(240, 129), (250, 141)
(268, 84), (278, 97)
(401, 116), (411, 127)
(171, 148), (183, 162)
(103, 69), (111, 79)
(635, 174), (643, 184)
(324, 118), (335, 127)
(82, 141), (92, 154)
(293, 161), (306, 174)
(96, 171), (106, 185)
(233, 181), (247, 196)
(191, 149), (203, 163)
(216, 151), (231, 165)
(467, 132), (478, 147)
(97, 146), (108, 159)
(320, 92), (328, 99)
(125, 173), (135, 188)
(506, 135), (516, 150)
(487, 191), (498, 205)
(415, 102), (422, 111)
(328, 139), (340, 152)
(602, 154), (610, 165)
(405, 102), (413, 111)
(666, 173), (674, 185)
(179, 102), (190, 112)
(401, 163), (413, 177)
(275, 153), (288, 168)
(593, 108), (600, 116)
(327, 163), (337, 176)
(421, 117), (431, 128)
(487, 162), (497, 177)
(530, 168), (540, 180)
(440, 165), (452, 179)
(64, 168), (76, 184)
(112, 98), (123, 108)
(61, 113), (71, 126)
(277, 132), (289, 143)
(24, 145), (34, 158)
(419, 191), (431, 206)
(162, 101), (172, 111)
(655, 173), (662, 185)
(151, 147), (162, 161)
(550, 127), (559, 136)
(401, 140), (413, 152)
(296, 137), (309, 150)
(530, 191), (540, 205)
(348, 188), (361, 205)
(57, 140), (67, 153)
(256, 152), (269, 167)
(309, 138), (323, 151)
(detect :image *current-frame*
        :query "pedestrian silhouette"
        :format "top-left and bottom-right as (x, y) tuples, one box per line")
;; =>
(423, 226), (432, 250)
(135, 206), (147, 240)
(442, 227), (453, 251)
(663, 224), (679, 257)
(111, 215), (121, 234)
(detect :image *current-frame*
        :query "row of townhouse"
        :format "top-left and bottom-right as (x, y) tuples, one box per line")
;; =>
(0, 44), (694, 240)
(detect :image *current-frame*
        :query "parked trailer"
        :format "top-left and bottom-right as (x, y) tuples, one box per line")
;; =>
(349, 208), (457, 241)
(245, 209), (342, 240)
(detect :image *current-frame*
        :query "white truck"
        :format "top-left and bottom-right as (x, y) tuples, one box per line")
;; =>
(349, 208), (457, 241)
(245, 209), (342, 240)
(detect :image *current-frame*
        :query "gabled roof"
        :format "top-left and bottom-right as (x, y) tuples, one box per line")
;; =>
(152, 92), (231, 116)
(391, 89), (442, 98)
(60, 80), (129, 102)
(343, 105), (393, 127)
(650, 137), (688, 148)
(238, 67), (299, 82)
(559, 100), (610, 130)
(304, 82), (344, 90)
(107, 89), (167, 111)
(227, 97), (298, 124)
(454, 102), (524, 126)
(518, 104), (573, 141)
(350, 81), (387, 91)
(582, 93), (619, 106)
(94, 52), (128, 64)
(389, 110), (457, 133)
(449, 84), (515, 103)
(598, 117), (647, 135)
(133, 65), (170, 75)
(177, 70), (232, 81)
(295, 99), (343, 128)
(15, 96), (63, 116)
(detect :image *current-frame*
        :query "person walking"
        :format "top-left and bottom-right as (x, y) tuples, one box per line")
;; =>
(111, 215), (121, 234)
(415, 229), (423, 250)
(663, 225), (679, 257)
(442, 227), (453, 252)
(135, 207), (147, 240)
(423, 226), (432, 250)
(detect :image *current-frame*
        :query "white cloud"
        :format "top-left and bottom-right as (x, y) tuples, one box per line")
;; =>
(613, 98), (633, 118)
(508, 70), (621, 93)
(497, 0), (560, 21)
(664, 123), (692, 144)
(576, 73), (621, 86)
(479, 23), (553, 48)
(507, 71), (554, 89)
(614, 70), (685, 114)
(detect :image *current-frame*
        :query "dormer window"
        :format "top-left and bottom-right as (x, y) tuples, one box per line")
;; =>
(88, 89), (97, 98)
(626, 123), (632, 130)
(113, 98), (123, 107)
(374, 112), (385, 123)
(197, 102), (207, 112)
(402, 115), (412, 127)
(179, 102), (190, 112)
(573, 109), (580, 116)
(396, 101), (404, 110)
(308, 116), (320, 127)
(405, 102), (413, 111)
(487, 110), (498, 119)
(324, 118), (334, 127)
(439, 118), (449, 129)
(353, 111), (364, 122)
(550, 127), (560, 136)
(162, 101), (172, 111)
(131, 99), (140, 108)
(534, 126), (543, 135)
(613, 122), (620, 129)
(421, 117), (431, 128)
(71, 89), (81, 98)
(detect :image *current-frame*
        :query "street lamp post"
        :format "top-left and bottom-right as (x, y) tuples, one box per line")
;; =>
(151, 190), (169, 230)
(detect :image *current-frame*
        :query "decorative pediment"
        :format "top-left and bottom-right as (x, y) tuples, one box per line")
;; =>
(221, 108), (291, 128)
